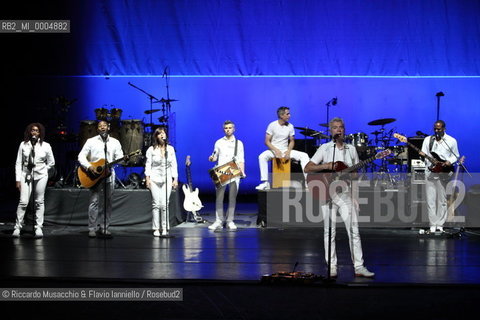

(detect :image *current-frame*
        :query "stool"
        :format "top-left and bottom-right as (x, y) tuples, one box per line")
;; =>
(272, 158), (291, 188)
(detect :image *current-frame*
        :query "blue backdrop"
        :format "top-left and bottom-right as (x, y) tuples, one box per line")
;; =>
(9, 0), (480, 193)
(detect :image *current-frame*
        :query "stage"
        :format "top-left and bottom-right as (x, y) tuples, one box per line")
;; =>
(2, 194), (480, 318)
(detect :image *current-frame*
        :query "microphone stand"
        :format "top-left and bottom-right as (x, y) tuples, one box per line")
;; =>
(29, 139), (38, 238)
(99, 134), (112, 239)
(161, 141), (174, 238)
(441, 138), (472, 178)
(435, 92), (444, 121)
(128, 82), (161, 143)
(325, 138), (337, 282)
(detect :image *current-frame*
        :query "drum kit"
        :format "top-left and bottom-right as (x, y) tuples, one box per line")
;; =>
(295, 117), (408, 174)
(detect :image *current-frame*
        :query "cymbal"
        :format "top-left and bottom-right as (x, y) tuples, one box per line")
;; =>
(368, 118), (396, 126)
(319, 123), (329, 127)
(153, 98), (178, 104)
(296, 128), (319, 135)
(370, 130), (384, 135)
(144, 109), (161, 114)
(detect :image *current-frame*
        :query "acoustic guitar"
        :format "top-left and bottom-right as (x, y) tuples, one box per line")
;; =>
(393, 133), (454, 174)
(77, 150), (141, 188)
(307, 149), (391, 202)
(182, 156), (204, 221)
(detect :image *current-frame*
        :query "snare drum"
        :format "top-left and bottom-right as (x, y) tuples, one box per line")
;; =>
(209, 160), (243, 188)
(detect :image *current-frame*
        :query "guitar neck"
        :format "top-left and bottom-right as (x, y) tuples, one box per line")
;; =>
(186, 166), (193, 189)
(406, 140), (438, 164)
(341, 154), (378, 174)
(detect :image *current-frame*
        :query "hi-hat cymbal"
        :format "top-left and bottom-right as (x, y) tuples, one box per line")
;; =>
(144, 109), (161, 114)
(299, 130), (329, 139)
(368, 118), (396, 126)
(370, 130), (384, 135)
(319, 123), (329, 127)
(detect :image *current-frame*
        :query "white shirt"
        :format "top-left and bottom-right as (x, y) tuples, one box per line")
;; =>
(15, 141), (55, 182)
(421, 133), (459, 177)
(213, 135), (245, 166)
(310, 141), (359, 167)
(266, 120), (295, 152)
(144, 145), (178, 183)
(78, 135), (124, 182)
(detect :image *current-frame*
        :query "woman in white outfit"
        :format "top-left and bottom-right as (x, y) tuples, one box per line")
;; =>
(145, 127), (178, 236)
(13, 123), (55, 238)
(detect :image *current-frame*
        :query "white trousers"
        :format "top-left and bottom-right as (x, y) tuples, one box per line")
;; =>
(88, 181), (114, 231)
(321, 192), (364, 269)
(15, 175), (48, 230)
(425, 178), (448, 228)
(150, 179), (172, 231)
(215, 179), (239, 223)
(258, 149), (310, 182)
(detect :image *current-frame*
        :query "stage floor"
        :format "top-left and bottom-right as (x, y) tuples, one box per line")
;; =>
(1, 214), (480, 285)
(2, 201), (480, 318)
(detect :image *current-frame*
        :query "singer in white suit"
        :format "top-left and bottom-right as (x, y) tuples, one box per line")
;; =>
(13, 123), (55, 238)
(145, 127), (178, 237)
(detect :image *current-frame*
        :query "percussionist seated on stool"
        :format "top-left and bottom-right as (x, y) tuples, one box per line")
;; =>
(208, 120), (245, 230)
(304, 117), (374, 278)
(255, 106), (309, 190)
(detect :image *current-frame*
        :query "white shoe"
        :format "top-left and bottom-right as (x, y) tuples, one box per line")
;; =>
(208, 221), (223, 230)
(355, 266), (375, 278)
(161, 230), (168, 236)
(430, 226), (436, 233)
(329, 266), (337, 278)
(153, 230), (160, 237)
(255, 181), (270, 190)
(88, 230), (97, 238)
(12, 228), (20, 238)
(35, 228), (43, 238)
(436, 226), (444, 232)
(227, 222), (237, 230)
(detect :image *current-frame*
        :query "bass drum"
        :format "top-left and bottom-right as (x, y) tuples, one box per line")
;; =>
(120, 120), (144, 166)
(79, 120), (97, 148)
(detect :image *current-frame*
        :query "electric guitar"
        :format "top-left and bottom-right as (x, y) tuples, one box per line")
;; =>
(306, 149), (391, 202)
(77, 150), (141, 188)
(393, 133), (454, 174)
(182, 156), (204, 222)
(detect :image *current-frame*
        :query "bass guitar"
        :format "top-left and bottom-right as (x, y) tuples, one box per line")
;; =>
(307, 149), (391, 202)
(182, 156), (204, 222)
(393, 133), (454, 174)
(78, 150), (141, 188)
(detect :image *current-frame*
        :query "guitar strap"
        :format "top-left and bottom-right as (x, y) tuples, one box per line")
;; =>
(233, 138), (238, 161)
(428, 136), (435, 153)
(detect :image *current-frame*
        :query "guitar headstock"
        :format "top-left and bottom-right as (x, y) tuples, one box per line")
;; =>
(375, 149), (392, 159)
(185, 155), (191, 167)
(393, 133), (407, 143)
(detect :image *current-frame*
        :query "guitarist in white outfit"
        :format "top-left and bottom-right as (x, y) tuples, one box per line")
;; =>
(420, 120), (459, 234)
(208, 121), (245, 230)
(305, 117), (374, 278)
(145, 127), (178, 236)
(78, 120), (125, 238)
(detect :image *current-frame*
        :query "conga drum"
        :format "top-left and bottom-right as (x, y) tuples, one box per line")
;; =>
(79, 120), (97, 148)
(94, 108), (109, 121)
(120, 120), (144, 166)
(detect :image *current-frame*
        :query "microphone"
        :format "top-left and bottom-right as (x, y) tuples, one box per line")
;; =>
(100, 131), (108, 141)
(162, 66), (168, 78)
(332, 97), (338, 106)
(31, 136), (38, 145)
(333, 133), (340, 142)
